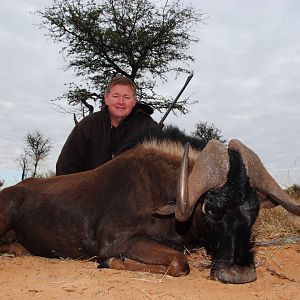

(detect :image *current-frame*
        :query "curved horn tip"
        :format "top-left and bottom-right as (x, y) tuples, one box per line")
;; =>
(175, 142), (190, 221)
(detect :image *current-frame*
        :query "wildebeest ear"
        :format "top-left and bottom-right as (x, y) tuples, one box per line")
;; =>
(257, 191), (279, 209)
(152, 202), (176, 215)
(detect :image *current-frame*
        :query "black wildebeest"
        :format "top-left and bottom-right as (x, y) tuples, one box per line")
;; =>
(0, 127), (299, 284)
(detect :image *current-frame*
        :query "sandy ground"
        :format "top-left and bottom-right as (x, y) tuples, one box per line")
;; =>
(0, 242), (299, 300)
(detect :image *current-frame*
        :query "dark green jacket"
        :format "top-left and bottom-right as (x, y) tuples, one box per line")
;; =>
(56, 102), (158, 175)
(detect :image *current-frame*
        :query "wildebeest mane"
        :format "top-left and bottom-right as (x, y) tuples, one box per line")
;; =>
(117, 125), (207, 156)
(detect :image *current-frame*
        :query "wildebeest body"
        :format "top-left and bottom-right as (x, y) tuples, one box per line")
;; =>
(1, 126), (299, 283)
(4, 146), (187, 259)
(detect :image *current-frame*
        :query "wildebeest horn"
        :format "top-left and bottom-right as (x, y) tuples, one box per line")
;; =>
(228, 139), (300, 215)
(176, 140), (230, 222)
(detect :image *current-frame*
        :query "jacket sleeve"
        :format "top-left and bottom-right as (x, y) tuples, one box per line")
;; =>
(56, 125), (87, 175)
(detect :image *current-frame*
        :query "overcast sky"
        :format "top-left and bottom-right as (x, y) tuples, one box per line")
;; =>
(1, 0), (300, 187)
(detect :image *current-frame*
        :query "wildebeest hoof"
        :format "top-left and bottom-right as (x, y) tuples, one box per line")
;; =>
(0, 229), (17, 243)
(210, 262), (257, 284)
(0, 242), (30, 257)
(168, 254), (190, 277)
(97, 258), (114, 269)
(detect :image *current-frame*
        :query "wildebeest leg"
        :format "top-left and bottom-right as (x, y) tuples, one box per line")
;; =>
(0, 229), (16, 243)
(0, 187), (31, 257)
(100, 237), (190, 277)
(0, 212), (12, 242)
(0, 242), (30, 256)
(0, 191), (30, 257)
(100, 257), (180, 275)
(0, 187), (16, 239)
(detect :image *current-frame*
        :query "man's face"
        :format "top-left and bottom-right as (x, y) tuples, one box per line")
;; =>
(104, 84), (137, 127)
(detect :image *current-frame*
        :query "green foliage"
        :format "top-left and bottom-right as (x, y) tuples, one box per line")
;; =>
(192, 121), (226, 144)
(37, 0), (203, 119)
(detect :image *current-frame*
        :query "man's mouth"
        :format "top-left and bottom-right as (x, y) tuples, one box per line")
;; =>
(115, 106), (125, 110)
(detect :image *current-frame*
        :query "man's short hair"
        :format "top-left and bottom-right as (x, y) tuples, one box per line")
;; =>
(105, 76), (137, 96)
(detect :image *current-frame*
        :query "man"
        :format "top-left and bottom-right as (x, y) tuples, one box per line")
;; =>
(56, 76), (158, 175)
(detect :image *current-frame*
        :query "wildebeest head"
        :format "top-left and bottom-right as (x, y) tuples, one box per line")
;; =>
(173, 139), (300, 283)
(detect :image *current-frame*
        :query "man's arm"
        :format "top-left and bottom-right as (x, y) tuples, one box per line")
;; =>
(56, 125), (87, 175)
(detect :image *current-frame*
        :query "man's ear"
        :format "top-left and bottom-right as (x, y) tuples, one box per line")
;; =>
(104, 94), (108, 105)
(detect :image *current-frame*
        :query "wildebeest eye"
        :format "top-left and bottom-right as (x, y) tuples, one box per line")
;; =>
(204, 202), (224, 221)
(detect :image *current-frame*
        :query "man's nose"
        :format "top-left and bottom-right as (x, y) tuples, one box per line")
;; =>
(117, 96), (126, 103)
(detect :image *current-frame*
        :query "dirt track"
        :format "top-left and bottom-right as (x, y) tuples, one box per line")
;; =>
(1, 242), (299, 299)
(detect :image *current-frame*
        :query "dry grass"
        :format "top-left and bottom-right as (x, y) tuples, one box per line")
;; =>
(186, 247), (211, 270)
(285, 184), (300, 200)
(253, 206), (300, 240)
(252, 187), (300, 241)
